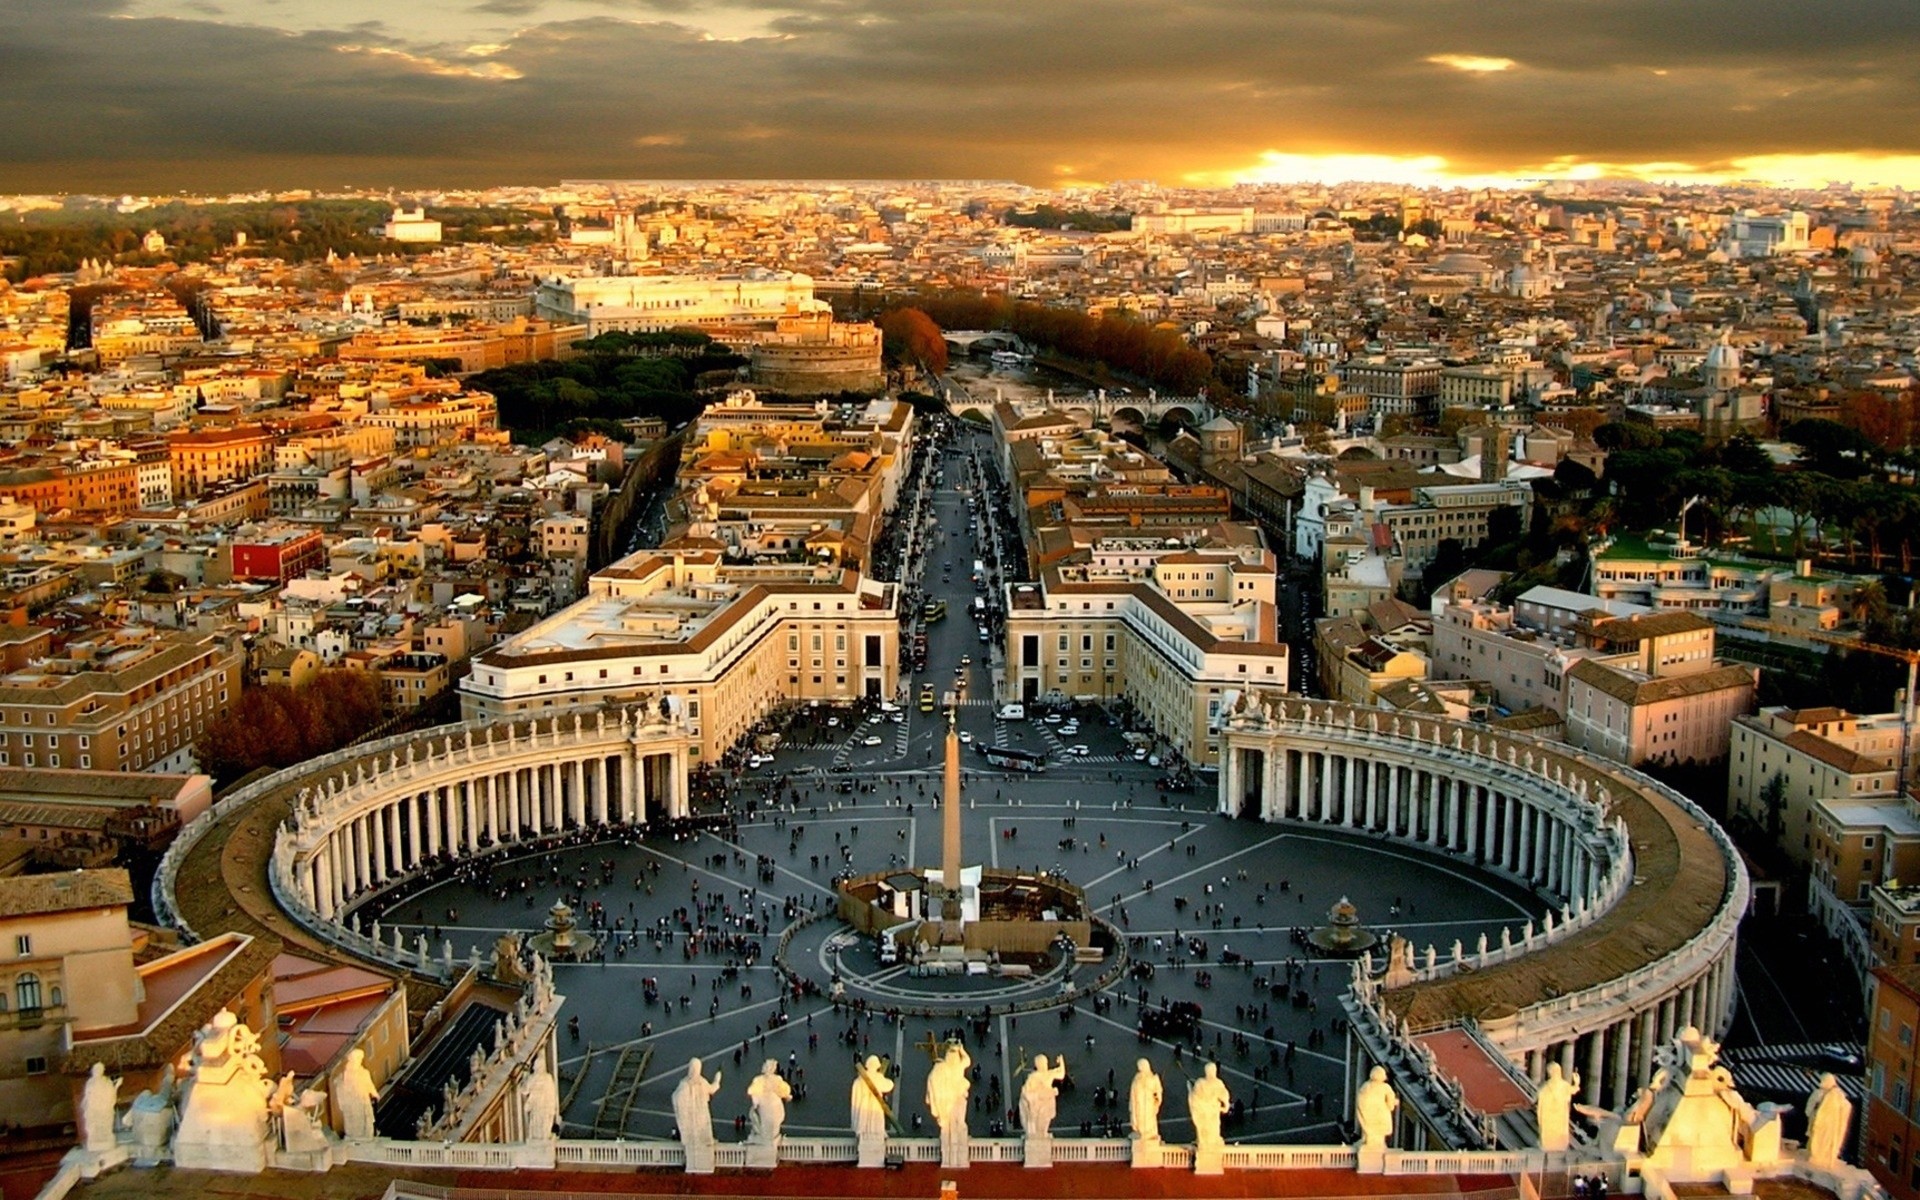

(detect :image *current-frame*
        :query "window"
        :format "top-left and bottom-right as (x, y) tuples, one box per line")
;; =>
(13, 936), (27, 956)
(15, 973), (40, 1012)
(24, 1056), (44, 1075)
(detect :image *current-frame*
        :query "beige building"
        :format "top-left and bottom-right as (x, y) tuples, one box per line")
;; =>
(1558, 611), (1755, 768)
(1730, 706), (1906, 865)
(460, 549), (900, 763)
(0, 628), (243, 774)
(1003, 538), (1288, 767)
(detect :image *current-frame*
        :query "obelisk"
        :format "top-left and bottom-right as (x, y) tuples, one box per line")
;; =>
(940, 696), (965, 940)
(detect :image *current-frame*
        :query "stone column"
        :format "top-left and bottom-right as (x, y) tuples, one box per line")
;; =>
(1297, 751), (1312, 822)
(315, 847), (335, 919)
(1343, 754), (1358, 826)
(1610, 1018), (1633, 1112)
(1320, 752), (1335, 823)
(671, 748), (688, 819)
(425, 790), (442, 858)
(1386, 763), (1400, 835)
(354, 817), (371, 891)
(1222, 746), (1242, 817)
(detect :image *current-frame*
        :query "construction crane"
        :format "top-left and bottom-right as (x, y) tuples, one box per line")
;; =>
(1738, 619), (1920, 791)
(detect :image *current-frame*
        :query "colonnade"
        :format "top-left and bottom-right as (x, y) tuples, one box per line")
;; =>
(285, 712), (692, 923)
(1218, 697), (1747, 1119)
(1224, 744), (1599, 902)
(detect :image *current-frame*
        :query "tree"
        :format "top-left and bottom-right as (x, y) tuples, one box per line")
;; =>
(877, 308), (948, 374)
(1840, 390), (1909, 452)
(1594, 421), (1663, 452)
(1782, 418), (1878, 479)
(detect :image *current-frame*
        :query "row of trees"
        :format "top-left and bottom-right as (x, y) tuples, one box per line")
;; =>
(879, 290), (1213, 393)
(877, 308), (948, 374)
(0, 200), (551, 279)
(197, 670), (384, 784)
(468, 332), (742, 442)
(1001, 205), (1131, 233)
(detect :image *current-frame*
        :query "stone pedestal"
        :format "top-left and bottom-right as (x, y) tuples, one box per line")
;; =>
(683, 1142), (716, 1175)
(1131, 1136), (1163, 1168)
(1023, 1134), (1053, 1168)
(857, 1132), (888, 1168)
(1193, 1143), (1224, 1176)
(746, 1140), (779, 1170)
(1355, 1145), (1387, 1175)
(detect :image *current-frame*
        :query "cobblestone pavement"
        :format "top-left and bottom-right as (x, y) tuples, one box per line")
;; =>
(383, 777), (1546, 1146)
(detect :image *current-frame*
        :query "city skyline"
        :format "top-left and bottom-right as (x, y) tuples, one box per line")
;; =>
(7, 0), (1920, 192)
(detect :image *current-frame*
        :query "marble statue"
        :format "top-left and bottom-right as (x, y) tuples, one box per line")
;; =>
(1130, 1059), (1163, 1143)
(1186, 1062), (1231, 1153)
(492, 932), (527, 985)
(746, 1059), (793, 1149)
(1355, 1065), (1399, 1149)
(520, 1058), (560, 1142)
(80, 1062), (121, 1153)
(851, 1054), (893, 1167)
(852, 1055), (894, 1134)
(672, 1057), (722, 1171)
(1804, 1073), (1853, 1167)
(925, 1043), (972, 1167)
(124, 1065), (176, 1160)
(337, 1048), (380, 1141)
(1535, 1062), (1578, 1153)
(172, 1009), (273, 1173)
(280, 1086), (331, 1154)
(1019, 1054), (1066, 1137)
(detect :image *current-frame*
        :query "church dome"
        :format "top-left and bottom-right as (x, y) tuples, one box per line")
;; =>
(1704, 333), (1740, 374)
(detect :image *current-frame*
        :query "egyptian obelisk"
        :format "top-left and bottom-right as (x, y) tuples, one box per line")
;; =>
(940, 696), (965, 940)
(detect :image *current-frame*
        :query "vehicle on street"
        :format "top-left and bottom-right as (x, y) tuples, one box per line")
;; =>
(1132, 747), (1149, 761)
(1045, 713), (1063, 724)
(861, 735), (884, 746)
(981, 745), (1048, 772)
(996, 703), (1026, 721)
(1069, 744), (1090, 756)
(959, 731), (974, 744)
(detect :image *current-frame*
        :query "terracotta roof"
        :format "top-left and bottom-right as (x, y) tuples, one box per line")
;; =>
(1567, 660), (1754, 706)
(0, 868), (133, 918)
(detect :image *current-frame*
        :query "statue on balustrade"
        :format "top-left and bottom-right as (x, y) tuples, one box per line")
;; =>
(1354, 1065), (1399, 1149)
(1186, 1062), (1231, 1155)
(924, 1043), (972, 1166)
(521, 1058), (560, 1142)
(746, 1059), (792, 1147)
(1018, 1054), (1066, 1137)
(1129, 1059), (1163, 1144)
(1804, 1073), (1853, 1167)
(337, 1048), (380, 1142)
(1535, 1062), (1578, 1153)
(80, 1062), (121, 1153)
(672, 1057), (722, 1152)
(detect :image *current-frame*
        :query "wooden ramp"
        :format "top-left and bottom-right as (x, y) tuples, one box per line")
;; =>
(594, 1043), (654, 1137)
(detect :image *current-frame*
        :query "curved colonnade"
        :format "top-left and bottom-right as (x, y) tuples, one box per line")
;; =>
(157, 709), (696, 978)
(1218, 698), (1747, 1120)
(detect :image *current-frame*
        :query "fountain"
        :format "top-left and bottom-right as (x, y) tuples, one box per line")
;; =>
(1308, 896), (1379, 957)
(528, 899), (597, 961)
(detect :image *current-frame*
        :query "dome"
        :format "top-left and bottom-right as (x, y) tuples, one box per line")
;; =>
(1200, 415), (1239, 433)
(1430, 252), (1492, 275)
(1650, 288), (1680, 315)
(1704, 332), (1740, 373)
(1850, 244), (1880, 264)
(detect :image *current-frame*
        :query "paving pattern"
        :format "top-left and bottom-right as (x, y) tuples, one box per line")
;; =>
(382, 780), (1548, 1146)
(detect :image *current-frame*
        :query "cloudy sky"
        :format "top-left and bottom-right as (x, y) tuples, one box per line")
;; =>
(7, 0), (1920, 193)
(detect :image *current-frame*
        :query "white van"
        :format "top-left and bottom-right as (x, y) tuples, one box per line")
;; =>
(997, 703), (1026, 721)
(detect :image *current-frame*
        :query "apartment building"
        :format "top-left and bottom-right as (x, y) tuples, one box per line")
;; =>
(1562, 612), (1755, 767)
(168, 425), (274, 499)
(1003, 538), (1288, 767)
(460, 549), (899, 763)
(1338, 357), (1443, 419)
(1731, 706), (1906, 866)
(1865, 964), (1919, 1196)
(0, 629), (243, 773)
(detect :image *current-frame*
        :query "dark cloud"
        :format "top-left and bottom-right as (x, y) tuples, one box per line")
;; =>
(5, 0), (1920, 190)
